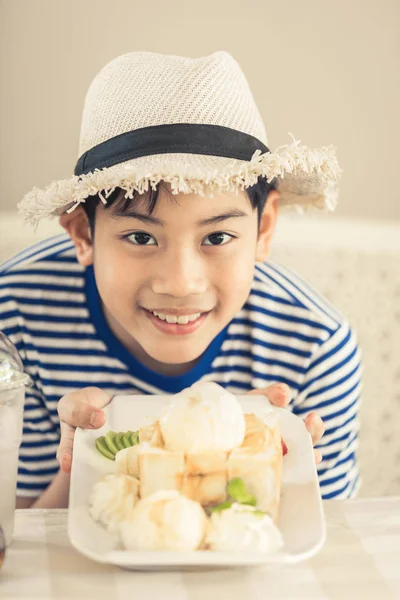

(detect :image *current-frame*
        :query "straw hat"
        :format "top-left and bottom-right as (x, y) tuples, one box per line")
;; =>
(19, 51), (342, 227)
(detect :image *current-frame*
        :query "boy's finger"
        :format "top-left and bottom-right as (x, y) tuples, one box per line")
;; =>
(57, 421), (75, 473)
(247, 383), (291, 408)
(304, 413), (325, 446)
(314, 449), (323, 464)
(58, 399), (106, 430)
(60, 452), (72, 474)
(57, 387), (110, 428)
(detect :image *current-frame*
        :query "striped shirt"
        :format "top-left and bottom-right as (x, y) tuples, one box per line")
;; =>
(0, 234), (362, 499)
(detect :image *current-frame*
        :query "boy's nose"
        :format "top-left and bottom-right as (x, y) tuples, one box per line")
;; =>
(150, 250), (208, 297)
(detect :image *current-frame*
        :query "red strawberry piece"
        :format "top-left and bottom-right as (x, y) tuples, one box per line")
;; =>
(281, 438), (288, 456)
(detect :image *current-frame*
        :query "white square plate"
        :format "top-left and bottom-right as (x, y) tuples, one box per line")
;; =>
(68, 395), (326, 570)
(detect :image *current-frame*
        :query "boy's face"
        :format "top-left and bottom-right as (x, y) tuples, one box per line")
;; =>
(64, 185), (278, 375)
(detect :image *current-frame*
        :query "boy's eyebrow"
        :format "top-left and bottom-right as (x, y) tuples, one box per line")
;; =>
(112, 208), (249, 226)
(197, 209), (249, 226)
(112, 209), (163, 225)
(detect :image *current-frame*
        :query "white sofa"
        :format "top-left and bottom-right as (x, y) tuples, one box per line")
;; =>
(1, 211), (399, 497)
(271, 215), (400, 498)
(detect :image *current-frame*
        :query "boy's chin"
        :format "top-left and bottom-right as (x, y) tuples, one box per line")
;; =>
(144, 342), (208, 370)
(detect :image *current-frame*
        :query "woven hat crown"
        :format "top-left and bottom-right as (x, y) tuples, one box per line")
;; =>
(19, 50), (342, 227)
(79, 51), (268, 157)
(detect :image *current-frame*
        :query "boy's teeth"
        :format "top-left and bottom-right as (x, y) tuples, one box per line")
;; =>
(188, 313), (201, 322)
(177, 315), (190, 325)
(152, 311), (201, 324)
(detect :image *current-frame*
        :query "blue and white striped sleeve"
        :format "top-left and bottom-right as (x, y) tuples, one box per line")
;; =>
(291, 321), (362, 499)
(17, 384), (60, 498)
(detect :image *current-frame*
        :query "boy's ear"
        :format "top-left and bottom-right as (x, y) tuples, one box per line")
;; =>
(59, 206), (93, 266)
(256, 190), (279, 262)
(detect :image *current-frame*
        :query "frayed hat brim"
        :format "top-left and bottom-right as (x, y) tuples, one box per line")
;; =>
(18, 136), (342, 228)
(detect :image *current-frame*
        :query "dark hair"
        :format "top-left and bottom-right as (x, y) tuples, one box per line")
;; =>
(82, 176), (278, 237)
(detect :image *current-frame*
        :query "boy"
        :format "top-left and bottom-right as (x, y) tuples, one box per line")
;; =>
(0, 51), (361, 508)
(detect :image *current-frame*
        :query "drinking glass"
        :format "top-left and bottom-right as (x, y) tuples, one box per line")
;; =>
(0, 332), (31, 546)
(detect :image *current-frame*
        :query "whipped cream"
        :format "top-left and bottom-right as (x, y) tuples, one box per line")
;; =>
(159, 381), (245, 452)
(89, 473), (139, 533)
(120, 490), (207, 551)
(206, 503), (284, 553)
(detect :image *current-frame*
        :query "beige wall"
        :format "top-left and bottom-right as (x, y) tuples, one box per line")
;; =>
(0, 0), (399, 221)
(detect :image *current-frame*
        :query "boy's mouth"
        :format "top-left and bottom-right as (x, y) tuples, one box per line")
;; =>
(144, 309), (209, 336)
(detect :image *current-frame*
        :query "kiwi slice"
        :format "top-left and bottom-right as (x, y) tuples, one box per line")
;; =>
(114, 432), (125, 452)
(240, 494), (257, 507)
(95, 436), (115, 460)
(209, 501), (232, 513)
(95, 429), (140, 460)
(129, 431), (139, 446)
(104, 430), (119, 455)
(121, 432), (132, 449)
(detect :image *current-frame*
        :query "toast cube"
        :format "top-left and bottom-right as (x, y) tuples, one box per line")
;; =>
(182, 451), (228, 506)
(139, 446), (185, 498)
(139, 420), (164, 447)
(243, 413), (279, 451)
(261, 409), (281, 448)
(185, 451), (227, 476)
(227, 450), (281, 522)
(115, 445), (140, 478)
(227, 413), (282, 522)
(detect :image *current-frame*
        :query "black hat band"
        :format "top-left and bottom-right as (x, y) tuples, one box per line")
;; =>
(75, 123), (269, 176)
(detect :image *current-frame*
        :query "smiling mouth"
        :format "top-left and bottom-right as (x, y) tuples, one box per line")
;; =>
(149, 310), (202, 325)
(144, 308), (210, 333)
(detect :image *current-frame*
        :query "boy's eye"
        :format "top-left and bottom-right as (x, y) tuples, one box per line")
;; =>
(203, 232), (234, 246)
(127, 232), (157, 246)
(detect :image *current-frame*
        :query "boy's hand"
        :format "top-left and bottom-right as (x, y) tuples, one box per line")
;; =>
(247, 383), (325, 464)
(57, 387), (111, 473)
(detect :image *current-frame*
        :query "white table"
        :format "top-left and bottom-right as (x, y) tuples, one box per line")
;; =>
(1, 498), (399, 600)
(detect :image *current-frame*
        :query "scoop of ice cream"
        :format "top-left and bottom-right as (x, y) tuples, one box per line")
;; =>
(120, 490), (207, 551)
(89, 473), (139, 533)
(206, 503), (284, 553)
(159, 381), (245, 452)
